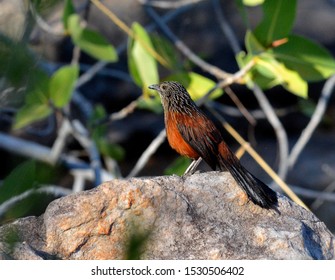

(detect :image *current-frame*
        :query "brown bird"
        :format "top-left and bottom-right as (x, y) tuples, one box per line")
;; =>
(149, 81), (278, 209)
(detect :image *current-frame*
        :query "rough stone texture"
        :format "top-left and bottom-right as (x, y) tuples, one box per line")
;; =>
(0, 172), (334, 260)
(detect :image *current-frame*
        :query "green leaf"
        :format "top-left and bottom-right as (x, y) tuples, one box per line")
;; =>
(243, 0), (264, 6)
(275, 63), (308, 98)
(237, 51), (307, 97)
(150, 34), (179, 70)
(258, 56), (307, 97)
(14, 103), (52, 129)
(254, 0), (296, 46)
(166, 72), (223, 100)
(298, 99), (317, 118)
(0, 161), (36, 204)
(137, 96), (163, 114)
(272, 35), (335, 81)
(164, 157), (191, 176)
(0, 34), (49, 94)
(62, 0), (75, 31)
(68, 14), (118, 62)
(245, 30), (266, 55)
(89, 105), (125, 160)
(128, 22), (159, 87)
(96, 138), (125, 161)
(49, 64), (79, 108)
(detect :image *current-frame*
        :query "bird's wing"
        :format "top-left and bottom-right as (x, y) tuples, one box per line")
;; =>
(176, 112), (222, 170)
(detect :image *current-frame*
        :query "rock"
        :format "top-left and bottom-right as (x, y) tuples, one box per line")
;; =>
(0, 171), (334, 260)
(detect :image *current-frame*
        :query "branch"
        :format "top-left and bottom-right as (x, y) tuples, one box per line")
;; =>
(251, 83), (289, 180)
(29, 2), (64, 36)
(0, 132), (113, 184)
(211, 0), (242, 54)
(145, 5), (230, 80)
(0, 185), (72, 218)
(127, 129), (167, 178)
(288, 74), (335, 168)
(90, 0), (169, 68)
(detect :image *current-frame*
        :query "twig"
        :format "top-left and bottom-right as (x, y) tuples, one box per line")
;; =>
(90, 0), (169, 68)
(211, 101), (296, 119)
(29, 2), (64, 36)
(0, 185), (72, 217)
(250, 83), (289, 180)
(145, 5), (230, 80)
(0, 132), (113, 182)
(310, 180), (335, 210)
(225, 86), (256, 126)
(288, 74), (335, 168)
(138, 0), (206, 9)
(212, 0), (241, 54)
(70, 119), (103, 186)
(109, 99), (139, 121)
(127, 129), (167, 178)
(50, 120), (72, 163)
(291, 184), (335, 203)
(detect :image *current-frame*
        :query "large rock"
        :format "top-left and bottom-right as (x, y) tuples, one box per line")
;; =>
(0, 172), (334, 260)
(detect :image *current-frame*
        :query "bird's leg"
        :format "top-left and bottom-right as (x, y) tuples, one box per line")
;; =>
(184, 157), (202, 175)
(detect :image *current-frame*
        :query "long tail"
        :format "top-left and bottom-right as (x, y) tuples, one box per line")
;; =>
(218, 143), (278, 209)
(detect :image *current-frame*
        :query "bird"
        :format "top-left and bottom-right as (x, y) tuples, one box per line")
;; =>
(149, 81), (278, 209)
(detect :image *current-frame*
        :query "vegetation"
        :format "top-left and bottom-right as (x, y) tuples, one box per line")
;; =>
(0, 0), (334, 223)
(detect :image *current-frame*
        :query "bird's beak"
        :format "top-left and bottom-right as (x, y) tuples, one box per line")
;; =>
(148, 84), (160, 91)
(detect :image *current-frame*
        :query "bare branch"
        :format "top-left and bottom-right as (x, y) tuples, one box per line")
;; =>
(29, 3), (64, 36)
(70, 119), (103, 186)
(109, 99), (139, 121)
(251, 84), (289, 180)
(211, 101), (296, 119)
(0, 185), (72, 217)
(310, 180), (335, 210)
(291, 184), (335, 203)
(288, 74), (335, 168)
(127, 129), (167, 178)
(225, 86), (257, 126)
(0, 132), (113, 182)
(212, 0), (242, 54)
(145, 5), (230, 80)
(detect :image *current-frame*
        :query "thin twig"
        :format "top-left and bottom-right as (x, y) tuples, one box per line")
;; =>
(50, 120), (72, 163)
(225, 86), (257, 126)
(250, 83), (289, 180)
(76, 4), (192, 89)
(291, 184), (335, 203)
(0, 185), (72, 217)
(145, 5), (230, 80)
(212, 0), (242, 54)
(109, 99), (139, 121)
(288, 74), (335, 168)
(29, 2), (64, 36)
(0, 132), (113, 181)
(211, 101), (296, 119)
(70, 119), (103, 186)
(90, 0), (169, 68)
(127, 129), (167, 178)
(310, 181), (335, 210)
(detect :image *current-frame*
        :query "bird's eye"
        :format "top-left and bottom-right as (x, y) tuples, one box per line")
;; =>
(160, 84), (167, 91)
